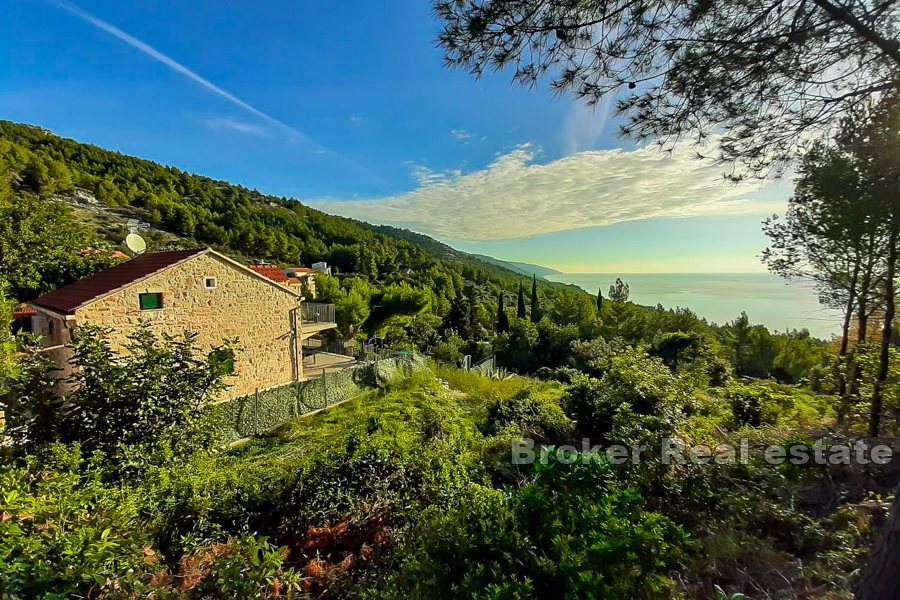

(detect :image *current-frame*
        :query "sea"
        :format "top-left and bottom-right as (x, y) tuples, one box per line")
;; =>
(545, 273), (842, 340)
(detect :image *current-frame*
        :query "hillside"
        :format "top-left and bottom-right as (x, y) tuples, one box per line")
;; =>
(470, 254), (561, 278)
(0, 121), (544, 292)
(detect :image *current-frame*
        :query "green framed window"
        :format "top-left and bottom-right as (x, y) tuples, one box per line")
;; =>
(139, 292), (163, 310)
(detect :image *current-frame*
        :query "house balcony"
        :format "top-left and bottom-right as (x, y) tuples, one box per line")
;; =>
(299, 302), (337, 338)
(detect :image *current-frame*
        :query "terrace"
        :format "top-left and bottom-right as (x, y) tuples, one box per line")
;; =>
(299, 302), (337, 337)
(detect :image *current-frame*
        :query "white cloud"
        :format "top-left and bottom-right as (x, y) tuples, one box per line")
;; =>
(201, 116), (268, 136)
(309, 140), (787, 241)
(450, 129), (476, 141)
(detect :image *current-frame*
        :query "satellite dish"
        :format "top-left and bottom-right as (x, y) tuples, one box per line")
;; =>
(125, 233), (147, 255)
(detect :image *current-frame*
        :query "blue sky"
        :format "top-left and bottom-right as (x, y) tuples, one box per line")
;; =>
(1, 0), (790, 272)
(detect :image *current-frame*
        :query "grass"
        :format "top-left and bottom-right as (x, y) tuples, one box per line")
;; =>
(227, 367), (566, 466)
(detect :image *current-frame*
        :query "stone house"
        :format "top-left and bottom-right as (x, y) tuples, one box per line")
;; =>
(28, 248), (336, 400)
(284, 267), (317, 297)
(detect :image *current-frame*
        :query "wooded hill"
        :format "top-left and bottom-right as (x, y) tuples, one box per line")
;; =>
(0, 120), (544, 290)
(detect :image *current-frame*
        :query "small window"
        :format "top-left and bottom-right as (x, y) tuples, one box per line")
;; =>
(204, 277), (217, 289)
(139, 292), (163, 310)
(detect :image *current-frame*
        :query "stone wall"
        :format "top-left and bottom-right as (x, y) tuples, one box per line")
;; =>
(73, 253), (302, 399)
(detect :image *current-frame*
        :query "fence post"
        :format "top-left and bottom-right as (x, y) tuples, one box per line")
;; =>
(254, 388), (259, 437)
(322, 370), (328, 407)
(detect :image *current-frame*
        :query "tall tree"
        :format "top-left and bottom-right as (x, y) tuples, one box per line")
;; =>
(596, 287), (603, 313)
(530, 274), (542, 323)
(436, 0), (900, 174)
(850, 95), (900, 438)
(763, 128), (886, 414)
(0, 194), (118, 301)
(496, 292), (510, 334)
(446, 283), (481, 341)
(517, 281), (527, 319)
(608, 278), (629, 303)
(728, 312), (752, 374)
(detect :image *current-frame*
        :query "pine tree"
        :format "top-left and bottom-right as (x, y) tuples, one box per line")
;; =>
(445, 283), (480, 341)
(517, 282), (527, 319)
(529, 274), (541, 323)
(497, 292), (510, 333)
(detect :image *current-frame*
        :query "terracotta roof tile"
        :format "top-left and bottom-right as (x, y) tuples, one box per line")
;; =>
(31, 248), (206, 315)
(248, 264), (290, 283)
(13, 303), (37, 318)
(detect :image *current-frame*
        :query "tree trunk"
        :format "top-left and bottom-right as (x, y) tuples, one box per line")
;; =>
(850, 267), (874, 398)
(869, 228), (898, 438)
(857, 491), (900, 600)
(837, 261), (861, 423)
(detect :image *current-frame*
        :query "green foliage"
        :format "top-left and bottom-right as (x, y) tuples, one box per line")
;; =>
(4, 325), (230, 460)
(516, 282), (527, 319)
(0, 284), (18, 387)
(0, 335), (62, 448)
(383, 460), (682, 599)
(495, 292), (509, 333)
(725, 381), (833, 429)
(0, 194), (118, 301)
(529, 274), (541, 323)
(563, 349), (683, 441)
(484, 389), (573, 442)
(0, 445), (151, 599)
(495, 318), (539, 372)
(548, 287), (596, 327)
(569, 336), (629, 377)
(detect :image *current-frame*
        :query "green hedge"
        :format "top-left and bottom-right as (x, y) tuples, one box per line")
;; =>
(210, 355), (428, 442)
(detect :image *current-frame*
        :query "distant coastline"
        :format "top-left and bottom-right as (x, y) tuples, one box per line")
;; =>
(546, 272), (842, 339)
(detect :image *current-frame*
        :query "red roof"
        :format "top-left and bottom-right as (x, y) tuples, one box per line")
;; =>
(31, 248), (206, 315)
(286, 267), (315, 274)
(248, 264), (290, 283)
(13, 304), (37, 318)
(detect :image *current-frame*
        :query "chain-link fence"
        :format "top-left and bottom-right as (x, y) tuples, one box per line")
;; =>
(210, 353), (428, 442)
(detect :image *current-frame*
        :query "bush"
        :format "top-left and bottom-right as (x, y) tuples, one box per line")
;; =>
(381, 458), (682, 599)
(725, 382), (833, 429)
(0, 445), (152, 598)
(563, 349), (683, 441)
(484, 389), (573, 443)
(4, 325), (232, 462)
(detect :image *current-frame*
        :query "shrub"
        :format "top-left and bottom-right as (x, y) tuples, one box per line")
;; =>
(569, 336), (628, 377)
(730, 389), (763, 428)
(381, 458), (682, 599)
(484, 389), (573, 443)
(564, 349), (683, 441)
(15, 325), (232, 461)
(0, 445), (152, 598)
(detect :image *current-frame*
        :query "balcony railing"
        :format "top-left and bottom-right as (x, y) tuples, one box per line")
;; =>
(301, 302), (335, 325)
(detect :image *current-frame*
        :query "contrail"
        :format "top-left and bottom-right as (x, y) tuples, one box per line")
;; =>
(54, 0), (313, 144)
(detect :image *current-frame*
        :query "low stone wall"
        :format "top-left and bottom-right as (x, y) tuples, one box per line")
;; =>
(210, 354), (428, 442)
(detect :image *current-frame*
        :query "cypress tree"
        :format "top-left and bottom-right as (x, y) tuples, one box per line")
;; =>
(530, 274), (541, 323)
(497, 292), (510, 333)
(596, 287), (603, 312)
(517, 282), (527, 319)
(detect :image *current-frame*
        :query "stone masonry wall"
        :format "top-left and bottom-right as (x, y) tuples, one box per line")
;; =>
(74, 253), (302, 399)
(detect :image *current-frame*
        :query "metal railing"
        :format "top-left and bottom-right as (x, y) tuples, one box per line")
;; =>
(300, 302), (335, 324)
